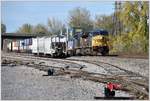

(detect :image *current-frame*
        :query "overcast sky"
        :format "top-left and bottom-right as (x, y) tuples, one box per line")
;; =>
(2, 1), (114, 33)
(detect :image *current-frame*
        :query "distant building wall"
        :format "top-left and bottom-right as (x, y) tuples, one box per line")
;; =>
(2, 39), (10, 52)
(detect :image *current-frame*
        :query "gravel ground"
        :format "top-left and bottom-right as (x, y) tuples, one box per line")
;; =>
(68, 56), (149, 78)
(1, 65), (131, 100)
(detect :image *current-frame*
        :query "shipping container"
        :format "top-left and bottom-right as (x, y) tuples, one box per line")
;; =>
(44, 37), (53, 55)
(38, 37), (45, 53)
(32, 38), (38, 54)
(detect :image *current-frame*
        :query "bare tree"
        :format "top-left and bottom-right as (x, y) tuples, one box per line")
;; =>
(48, 18), (65, 35)
(33, 24), (48, 35)
(17, 23), (33, 34)
(68, 7), (93, 31)
(94, 14), (114, 34)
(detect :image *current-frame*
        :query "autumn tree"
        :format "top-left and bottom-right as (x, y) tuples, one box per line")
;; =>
(111, 1), (149, 54)
(121, 1), (148, 52)
(68, 7), (93, 31)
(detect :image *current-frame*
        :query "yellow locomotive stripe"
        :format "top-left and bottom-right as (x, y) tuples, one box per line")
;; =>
(92, 35), (108, 47)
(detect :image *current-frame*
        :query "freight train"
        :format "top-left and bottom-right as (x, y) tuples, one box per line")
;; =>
(7, 27), (109, 57)
(7, 35), (67, 57)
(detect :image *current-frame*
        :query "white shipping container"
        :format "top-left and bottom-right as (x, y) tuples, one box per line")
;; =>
(38, 37), (45, 53)
(32, 38), (38, 53)
(44, 37), (50, 54)
(44, 37), (55, 55)
(32, 37), (54, 55)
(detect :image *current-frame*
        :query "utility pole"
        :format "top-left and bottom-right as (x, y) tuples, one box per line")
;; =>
(113, 1), (122, 35)
(66, 26), (69, 53)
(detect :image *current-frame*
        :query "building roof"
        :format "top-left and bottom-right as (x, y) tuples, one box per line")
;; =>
(1, 33), (37, 39)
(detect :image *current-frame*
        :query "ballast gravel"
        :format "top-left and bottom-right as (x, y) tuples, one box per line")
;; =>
(68, 56), (149, 78)
(1, 65), (131, 100)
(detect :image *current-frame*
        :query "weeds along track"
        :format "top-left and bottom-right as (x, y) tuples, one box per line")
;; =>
(2, 53), (149, 99)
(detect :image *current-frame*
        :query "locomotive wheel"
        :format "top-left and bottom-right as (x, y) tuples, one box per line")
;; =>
(92, 51), (97, 56)
(67, 52), (71, 57)
(51, 53), (56, 58)
(101, 46), (109, 56)
(33, 53), (37, 56)
(67, 51), (73, 57)
(61, 53), (66, 58)
(101, 51), (107, 56)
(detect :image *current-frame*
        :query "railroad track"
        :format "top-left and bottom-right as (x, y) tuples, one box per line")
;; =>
(3, 53), (146, 79)
(2, 53), (148, 82)
(64, 58), (149, 99)
(2, 52), (149, 99)
(65, 58), (148, 78)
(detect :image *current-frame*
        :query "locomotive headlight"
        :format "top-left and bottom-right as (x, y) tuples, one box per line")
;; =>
(99, 36), (103, 39)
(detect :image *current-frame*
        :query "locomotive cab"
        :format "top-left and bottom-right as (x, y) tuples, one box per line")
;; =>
(91, 29), (109, 55)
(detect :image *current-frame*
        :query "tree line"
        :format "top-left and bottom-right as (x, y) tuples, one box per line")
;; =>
(14, 7), (114, 35)
(1, 1), (149, 54)
(110, 1), (149, 54)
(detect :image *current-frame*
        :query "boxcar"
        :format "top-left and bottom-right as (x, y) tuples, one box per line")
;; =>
(32, 36), (66, 57)
(7, 38), (32, 53)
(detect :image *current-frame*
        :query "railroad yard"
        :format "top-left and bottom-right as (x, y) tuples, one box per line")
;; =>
(1, 0), (149, 100)
(1, 52), (149, 100)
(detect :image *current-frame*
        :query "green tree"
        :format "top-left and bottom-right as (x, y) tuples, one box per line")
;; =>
(1, 23), (6, 33)
(68, 7), (93, 31)
(17, 24), (33, 34)
(33, 24), (48, 35)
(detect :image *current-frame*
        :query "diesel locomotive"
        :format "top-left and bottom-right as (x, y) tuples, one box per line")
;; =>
(67, 27), (109, 56)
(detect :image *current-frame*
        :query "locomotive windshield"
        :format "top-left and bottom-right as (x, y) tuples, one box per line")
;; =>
(91, 29), (108, 36)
